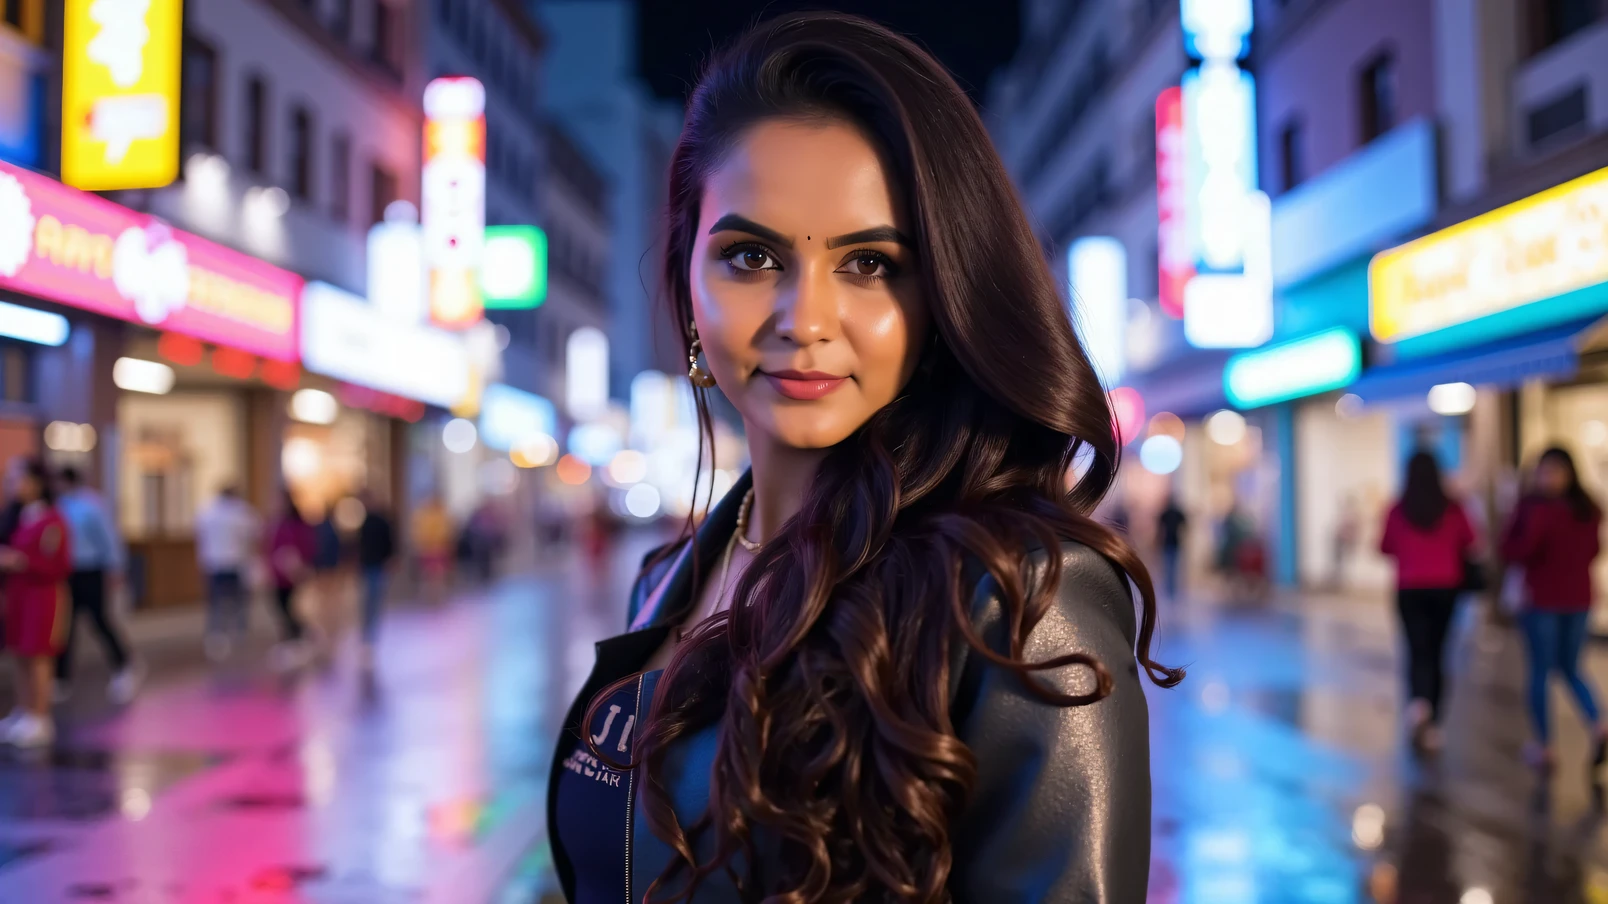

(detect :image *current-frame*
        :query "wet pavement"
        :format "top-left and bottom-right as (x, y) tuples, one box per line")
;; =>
(4, 550), (1608, 903)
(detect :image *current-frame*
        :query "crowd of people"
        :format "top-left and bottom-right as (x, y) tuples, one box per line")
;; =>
(0, 461), (415, 750)
(1378, 447), (1603, 769)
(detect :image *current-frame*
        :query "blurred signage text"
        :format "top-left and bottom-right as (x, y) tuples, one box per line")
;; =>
(61, 0), (182, 190)
(0, 159), (300, 359)
(1370, 164), (1608, 345)
(422, 77), (486, 330)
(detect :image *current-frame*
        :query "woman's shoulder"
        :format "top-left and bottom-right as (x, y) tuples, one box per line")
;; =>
(962, 538), (1138, 655)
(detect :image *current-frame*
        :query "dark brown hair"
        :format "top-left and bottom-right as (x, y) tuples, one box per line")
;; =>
(1400, 450), (1450, 531)
(587, 13), (1180, 901)
(1538, 446), (1601, 522)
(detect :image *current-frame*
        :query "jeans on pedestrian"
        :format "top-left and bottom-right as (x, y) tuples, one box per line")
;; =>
(361, 566), (387, 644)
(206, 571), (247, 639)
(1161, 545), (1182, 599)
(1519, 609), (1600, 744)
(1396, 588), (1460, 721)
(56, 569), (131, 681)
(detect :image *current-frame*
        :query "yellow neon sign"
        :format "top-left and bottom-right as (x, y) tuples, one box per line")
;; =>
(1370, 164), (1608, 343)
(61, 0), (183, 191)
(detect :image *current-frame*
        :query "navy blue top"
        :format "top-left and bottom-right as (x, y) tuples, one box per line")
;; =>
(554, 669), (661, 903)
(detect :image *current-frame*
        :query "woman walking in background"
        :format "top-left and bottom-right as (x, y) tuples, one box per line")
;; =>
(266, 492), (315, 670)
(1503, 447), (1605, 772)
(0, 459), (73, 749)
(1380, 451), (1477, 752)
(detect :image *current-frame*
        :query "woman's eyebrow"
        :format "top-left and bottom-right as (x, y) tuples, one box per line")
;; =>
(825, 226), (911, 249)
(708, 213), (794, 248)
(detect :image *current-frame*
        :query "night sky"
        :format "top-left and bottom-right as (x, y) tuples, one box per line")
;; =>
(635, 1), (1022, 106)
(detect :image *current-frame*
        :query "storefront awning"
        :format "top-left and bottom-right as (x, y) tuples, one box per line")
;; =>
(1350, 316), (1605, 401)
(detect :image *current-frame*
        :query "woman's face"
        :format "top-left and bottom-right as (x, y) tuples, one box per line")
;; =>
(1538, 458), (1572, 496)
(689, 119), (929, 451)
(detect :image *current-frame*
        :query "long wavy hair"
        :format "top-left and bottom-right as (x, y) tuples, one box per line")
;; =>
(585, 13), (1180, 902)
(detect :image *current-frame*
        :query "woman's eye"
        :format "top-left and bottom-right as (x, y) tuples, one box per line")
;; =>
(724, 246), (780, 272)
(839, 254), (891, 279)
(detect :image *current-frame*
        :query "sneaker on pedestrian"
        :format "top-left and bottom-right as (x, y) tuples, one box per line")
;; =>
(3, 713), (54, 749)
(204, 635), (232, 662)
(108, 663), (145, 705)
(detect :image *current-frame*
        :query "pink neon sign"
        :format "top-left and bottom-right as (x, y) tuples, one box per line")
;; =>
(1155, 87), (1193, 320)
(0, 160), (301, 360)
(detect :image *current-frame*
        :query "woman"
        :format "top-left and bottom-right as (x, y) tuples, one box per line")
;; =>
(1379, 451), (1476, 752)
(1503, 447), (1605, 771)
(266, 491), (315, 669)
(0, 459), (72, 749)
(547, 14), (1180, 903)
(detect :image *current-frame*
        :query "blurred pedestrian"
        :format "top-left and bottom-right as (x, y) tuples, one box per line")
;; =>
(306, 508), (345, 641)
(54, 466), (140, 704)
(194, 484), (260, 661)
(1502, 447), (1605, 772)
(411, 496), (454, 601)
(356, 494), (395, 670)
(467, 501), (506, 582)
(0, 459), (72, 748)
(1379, 451), (1476, 753)
(1331, 494), (1362, 591)
(266, 491), (315, 669)
(1157, 496), (1187, 600)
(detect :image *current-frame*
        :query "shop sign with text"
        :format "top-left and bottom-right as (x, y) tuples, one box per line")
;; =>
(0, 160), (300, 359)
(1371, 164), (1608, 345)
(62, 0), (183, 191)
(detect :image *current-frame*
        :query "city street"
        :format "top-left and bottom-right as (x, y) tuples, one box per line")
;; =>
(4, 544), (1608, 904)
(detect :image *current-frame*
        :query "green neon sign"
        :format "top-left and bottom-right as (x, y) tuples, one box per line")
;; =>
(480, 225), (548, 309)
(1224, 327), (1362, 409)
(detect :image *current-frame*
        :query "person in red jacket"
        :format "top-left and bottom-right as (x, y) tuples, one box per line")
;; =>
(1380, 451), (1476, 752)
(0, 459), (73, 749)
(1503, 447), (1605, 771)
(266, 490), (316, 670)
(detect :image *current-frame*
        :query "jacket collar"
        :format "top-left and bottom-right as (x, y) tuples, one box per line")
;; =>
(630, 470), (753, 632)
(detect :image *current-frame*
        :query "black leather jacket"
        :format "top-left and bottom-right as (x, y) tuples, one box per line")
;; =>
(546, 475), (1152, 902)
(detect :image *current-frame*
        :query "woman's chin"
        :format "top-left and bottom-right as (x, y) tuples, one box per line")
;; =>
(756, 409), (865, 451)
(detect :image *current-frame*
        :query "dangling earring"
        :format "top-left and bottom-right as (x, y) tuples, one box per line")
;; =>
(688, 323), (718, 388)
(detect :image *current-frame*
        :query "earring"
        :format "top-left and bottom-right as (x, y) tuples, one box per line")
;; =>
(688, 324), (718, 388)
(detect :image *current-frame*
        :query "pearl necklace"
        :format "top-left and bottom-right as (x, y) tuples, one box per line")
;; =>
(733, 488), (762, 552)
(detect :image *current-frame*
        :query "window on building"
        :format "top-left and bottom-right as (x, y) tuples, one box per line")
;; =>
(330, 133), (350, 221)
(289, 106), (315, 200)
(1531, 0), (1601, 53)
(331, 0), (353, 41)
(1527, 83), (1588, 146)
(1358, 51), (1397, 145)
(372, 0), (399, 73)
(181, 35), (220, 151)
(244, 75), (269, 173)
(1279, 118), (1305, 192)
(370, 161), (398, 225)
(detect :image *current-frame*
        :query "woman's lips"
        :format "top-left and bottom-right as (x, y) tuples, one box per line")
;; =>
(761, 370), (848, 401)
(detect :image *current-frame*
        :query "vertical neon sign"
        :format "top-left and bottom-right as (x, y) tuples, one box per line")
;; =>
(422, 77), (486, 330)
(1179, 0), (1272, 349)
(1155, 87), (1191, 319)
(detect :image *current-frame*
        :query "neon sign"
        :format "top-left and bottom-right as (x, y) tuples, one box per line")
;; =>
(1179, 0), (1270, 349)
(1371, 163), (1608, 345)
(61, 0), (182, 191)
(1069, 237), (1128, 388)
(422, 77), (486, 330)
(1224, 327), (1361, 408)
(1155, 87), (1192, 319)
(0, 159), (300, 359)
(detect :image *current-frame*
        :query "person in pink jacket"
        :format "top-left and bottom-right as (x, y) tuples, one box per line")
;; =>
(1380, 451), (1477, 752)
(266, 490), (316, 669)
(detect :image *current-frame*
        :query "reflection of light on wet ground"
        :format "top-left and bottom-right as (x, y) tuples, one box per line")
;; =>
(300, 734), (338, 807)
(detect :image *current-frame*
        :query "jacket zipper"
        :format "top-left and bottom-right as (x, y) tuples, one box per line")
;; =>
(625, 672), (643, 904)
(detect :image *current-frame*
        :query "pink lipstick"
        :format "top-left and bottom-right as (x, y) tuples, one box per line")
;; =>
(761, 369), (848, 401)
